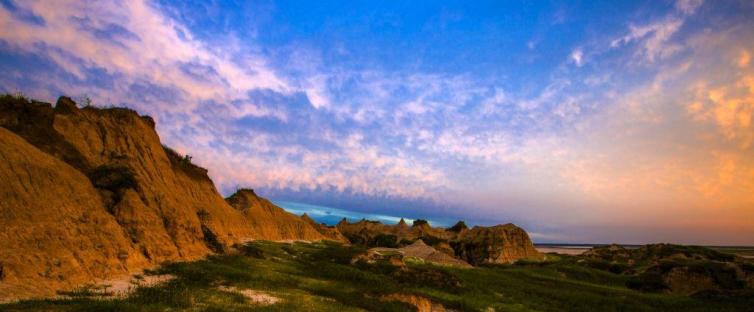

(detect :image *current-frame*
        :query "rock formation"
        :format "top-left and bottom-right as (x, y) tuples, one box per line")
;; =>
(452, 224), (545, 265)
(301, 214), (348, 243)
(337, 218), (543, 265)
(337, 218), (452, 247)
(398, 240), (472, 268)
(225, 189), (327, 242)
(351, 240), (472, 268)
(0, 95), (331, 301)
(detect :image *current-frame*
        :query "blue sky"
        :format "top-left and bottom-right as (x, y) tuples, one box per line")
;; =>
(1, 0), (753, 244)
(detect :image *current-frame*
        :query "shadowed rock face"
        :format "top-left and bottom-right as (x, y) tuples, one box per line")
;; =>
(0, 96), (327, 301)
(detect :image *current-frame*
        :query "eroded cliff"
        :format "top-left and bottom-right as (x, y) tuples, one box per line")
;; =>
(0, 95), (328, 301)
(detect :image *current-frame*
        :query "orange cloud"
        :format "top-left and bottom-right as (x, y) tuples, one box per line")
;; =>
(739, 50), (751, 68)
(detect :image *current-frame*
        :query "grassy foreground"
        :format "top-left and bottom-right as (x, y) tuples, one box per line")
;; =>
(2, 241), (752, 311)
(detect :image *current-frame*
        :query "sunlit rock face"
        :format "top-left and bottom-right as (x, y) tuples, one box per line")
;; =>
(225, 189), (330, 242)
(337, 217), (543, 265)
(452, 224), (544, 265)
(0, 96), (327, 301)
(301, 213), (348, 243)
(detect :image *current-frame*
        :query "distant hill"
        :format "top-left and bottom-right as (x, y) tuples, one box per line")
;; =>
(580, 243), (754, 295)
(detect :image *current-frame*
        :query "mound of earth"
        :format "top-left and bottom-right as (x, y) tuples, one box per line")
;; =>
(584, 243), (738, 264)
(0, 95), (331, 301)
(399, 240), (472, 268)
(352, 239), (472, 268)
(581, 243), (754, 295)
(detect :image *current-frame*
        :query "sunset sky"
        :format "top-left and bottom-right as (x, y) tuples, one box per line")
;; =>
(1, 0), (753, 245)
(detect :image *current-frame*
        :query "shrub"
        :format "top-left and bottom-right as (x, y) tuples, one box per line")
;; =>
(234, 243), (266, 259)
(448, 220), (468, 232)
(371, 234), (399, 248)
(398, 239), (415, 246)
(581, 258), (631, 274)
(163, 145), (209, 181)
(740, 261), (754, 273)
(686, 261), (745, 290)
(419, 235), (447, 246)
(412, 219), (429, 227)
(393, 266), (463, 293)
(344, 233), (367, 246)
(626, 271), (668, 292)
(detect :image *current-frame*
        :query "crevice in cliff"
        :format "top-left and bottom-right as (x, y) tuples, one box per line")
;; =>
(198, 209), (224, 254)
(87, 164), (138, 214)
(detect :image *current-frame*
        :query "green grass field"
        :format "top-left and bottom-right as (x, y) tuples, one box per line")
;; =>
(2, 241), (752, 311)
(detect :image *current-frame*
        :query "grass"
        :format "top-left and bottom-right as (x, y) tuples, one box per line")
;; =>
(2, 242), (752, 311)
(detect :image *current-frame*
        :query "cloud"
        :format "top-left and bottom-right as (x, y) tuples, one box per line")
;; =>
(609, 0), (703, 63)
(570, 48), (583, 66)
(739, 50), (751, 68)
(610, 19), (683, 62)
(675, 0), (704, 15)
(0, 0), (288, 111)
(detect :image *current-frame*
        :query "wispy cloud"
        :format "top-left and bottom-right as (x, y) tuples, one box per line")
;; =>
(610, 0), (703, 63)
(570, 48), (584, 66)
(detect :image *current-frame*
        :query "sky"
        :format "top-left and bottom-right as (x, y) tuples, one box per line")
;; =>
(1, 0), (753, 245)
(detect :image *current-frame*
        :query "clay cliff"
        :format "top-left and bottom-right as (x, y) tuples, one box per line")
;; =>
(301, 214), (348, 242)
(225, 189), (331, 242)
(0, 95), (335, 301)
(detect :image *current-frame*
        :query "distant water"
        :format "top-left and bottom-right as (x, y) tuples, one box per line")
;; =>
(535, 245), (592, 255)
(274, 200), (418, 226)
(535, 244), (642, 255)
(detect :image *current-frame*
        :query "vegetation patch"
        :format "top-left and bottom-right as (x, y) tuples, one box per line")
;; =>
(163, 145), (210, 181)
(370, 234), (399, 248)
(448, 221), (468, 232)
(3, 242), (754, 311)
